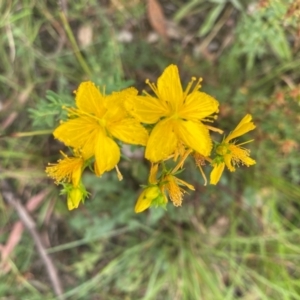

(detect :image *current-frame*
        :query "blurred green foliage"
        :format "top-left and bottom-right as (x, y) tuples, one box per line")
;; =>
(1, 0), (300, 299)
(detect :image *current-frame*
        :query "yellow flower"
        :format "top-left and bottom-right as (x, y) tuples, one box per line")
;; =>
(45, 151), (84, 187)
(125, 64), (219, 162)
(210, 114), (256, 185)
(53, 82), (148, 176)
(134, 162), (195, 213)
(163, 174), (195, 207)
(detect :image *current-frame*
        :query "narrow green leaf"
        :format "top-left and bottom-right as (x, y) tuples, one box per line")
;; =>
(173, 0), (203, 22)
(198, 3), (225, 37)
(267, 24), (292, 61)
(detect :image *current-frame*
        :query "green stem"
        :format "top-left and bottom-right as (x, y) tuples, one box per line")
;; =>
(59, 11), (92, 77)
(12, 130), (53, 137)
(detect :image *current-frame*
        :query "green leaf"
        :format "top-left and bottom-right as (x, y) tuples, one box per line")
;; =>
(198, 3), (225, 37)
(267, 24), (292, 61)
(173, 0), (203, 22)
(230, 0), (243, 11)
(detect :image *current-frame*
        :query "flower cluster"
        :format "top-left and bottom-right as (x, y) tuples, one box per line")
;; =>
(45, 64), (256, 212)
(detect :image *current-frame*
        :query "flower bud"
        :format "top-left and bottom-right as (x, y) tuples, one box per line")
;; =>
(134, 186), (162, 213)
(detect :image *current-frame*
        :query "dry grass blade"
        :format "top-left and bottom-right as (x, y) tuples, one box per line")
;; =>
(0, 189), (49, 274)
(147, 0), (168, 43)
(1, 85), (34, 130)
(1, 181), (64, 299)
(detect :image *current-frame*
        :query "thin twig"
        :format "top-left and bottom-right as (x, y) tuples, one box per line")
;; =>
(1, 189), (49, 273)
(1, 180), (64, 299)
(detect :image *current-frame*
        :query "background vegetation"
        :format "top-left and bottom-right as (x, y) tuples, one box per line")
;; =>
(1, 0), (300, 299)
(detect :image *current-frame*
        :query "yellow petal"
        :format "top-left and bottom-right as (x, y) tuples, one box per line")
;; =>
(45, 155), (84, 186)
(107, 118), (149, 146)
(235, 114), (253, 130)
(53, 116), (98, 159)
(134, 186), (161, 213)
(71, 163), (82, 187)
(227, 144), (256, 170)
(210, 163), (225, 185)
(75, 81), (106, 117)
(175, 177), (195, 191)
(104, 88), (139, 122)
(242, 156), (256, 166)
(105, 87), (138, 110)
(175, 120), (212, 157)
(145, 119), (178, 162)
(226, 114), (255, 142)
(104, 104), (127, 123)
(157, 65), (183, 112)
(224, 153), (235, 172)
(94, 130), (120, 176)
(149, 163), (159, 184)
(179, 91), (219, 121)
(125, 95), (169, 124)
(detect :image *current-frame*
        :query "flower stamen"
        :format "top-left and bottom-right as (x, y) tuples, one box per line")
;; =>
(191, 77), (203, 94)
(145, 79), (160, 98)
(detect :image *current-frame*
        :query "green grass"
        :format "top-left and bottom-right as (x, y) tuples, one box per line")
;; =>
(1, 0), (300, 299)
